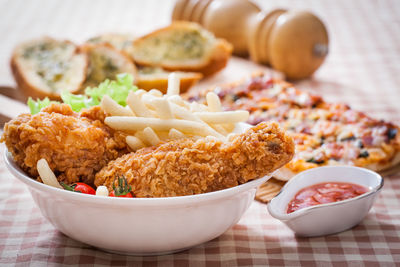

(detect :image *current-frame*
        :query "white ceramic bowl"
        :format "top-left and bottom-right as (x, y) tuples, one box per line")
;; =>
(268, 166), (383, 237)
(4, 150), (271, 255)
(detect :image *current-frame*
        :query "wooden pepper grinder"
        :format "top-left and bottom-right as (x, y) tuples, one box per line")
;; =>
(172, 0), (329, 80)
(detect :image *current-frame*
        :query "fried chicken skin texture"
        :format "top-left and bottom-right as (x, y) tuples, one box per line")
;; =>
(1, 103), (129, 185)
(95, 122), (294, 197)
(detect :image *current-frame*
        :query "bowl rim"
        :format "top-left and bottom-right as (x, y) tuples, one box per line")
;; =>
(4, 148), (271, 206)
(267, 165), (383, 220)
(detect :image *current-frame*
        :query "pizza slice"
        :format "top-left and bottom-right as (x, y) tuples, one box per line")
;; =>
(186, 73), (400, 181)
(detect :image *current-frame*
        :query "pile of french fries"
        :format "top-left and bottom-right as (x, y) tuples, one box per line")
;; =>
(102, 73), (249, 151)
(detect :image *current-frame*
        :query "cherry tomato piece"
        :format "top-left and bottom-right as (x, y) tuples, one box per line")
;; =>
(60, 182), (96, 195)
(73, 183), (96, 195)
(109, 176), (134, 198)
(109, 191), (133, 198)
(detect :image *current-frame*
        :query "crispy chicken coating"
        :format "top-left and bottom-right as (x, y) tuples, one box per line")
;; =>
(95, 122), (294, 197)
(2, 103), (129, 185)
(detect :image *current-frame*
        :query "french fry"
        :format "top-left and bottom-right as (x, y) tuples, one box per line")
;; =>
(206, 92), (222, 112)
(169, 102), (199, 121)
(194, 111), (249, 124)
(190, 102), (208, 112)
(127, 91), (152, 117)
(210, 124), (229, 135)
(105, 116), (216, 137)
(134, 131), (149, 145)
(141, 94), (158, 110)
(149, 89), (163, 97)
(135, 89), (147, 97)
(169, 103), (225, 139)
(151, 98), (173, 119)
(126, 135), (145, 151)
(143, 127), (161, 146)
(167, 72), (180, 96)
(37, 159), (63, 189)
(102, 78), (250, 149)
(101, 95), (135, 116)
(169, 128), (186, 140)
(222, 123), (236, 133)
(96, 186), (109, 196)
(167, 95), (189, 108)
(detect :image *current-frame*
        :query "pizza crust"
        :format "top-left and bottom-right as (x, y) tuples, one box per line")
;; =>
(273, 151), (400, 181)
(367, 151), (400, 173)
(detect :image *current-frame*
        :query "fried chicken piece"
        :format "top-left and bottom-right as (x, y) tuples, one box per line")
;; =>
(95, 122), (294, 197)
(2, 103), (129, 185)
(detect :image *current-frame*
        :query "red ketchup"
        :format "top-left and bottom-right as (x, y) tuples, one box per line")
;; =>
(287, 182), (369, 214)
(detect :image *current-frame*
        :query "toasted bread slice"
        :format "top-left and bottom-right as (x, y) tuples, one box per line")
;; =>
(11, 37), (88, 100)
(132, 22), (233, 76)
(255, 178), (285, 203)
(86, 33), (135, 59)
(80, 43), (137, 88)
(136, 67), (202, 93)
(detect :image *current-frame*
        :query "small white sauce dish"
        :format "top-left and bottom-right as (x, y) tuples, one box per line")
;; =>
(267, 166), (383, 237)
(4, 149), (271, 255)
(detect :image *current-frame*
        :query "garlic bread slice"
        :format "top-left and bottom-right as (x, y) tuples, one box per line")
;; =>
(86, 33), (135, 59)
(81, 43), (137, 88)
(11, 37), (87, 99)
(137, 67), (202, 93)
(132, 22), (233, 76)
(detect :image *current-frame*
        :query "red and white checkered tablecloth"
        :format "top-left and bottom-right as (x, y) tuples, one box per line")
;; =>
(1, 0), (400, 266)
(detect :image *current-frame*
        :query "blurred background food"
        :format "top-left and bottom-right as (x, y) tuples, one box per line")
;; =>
(173, 0), (329, 80)
(136, 67), (202, 93)
(10, 37), (88, 100)
(80, 43), (137, 89)
(0, 0), (398, 132)
(132, 22), (232, 76)
(11, 0), (328, 102)
(9, 22), (232, 101)
(86, 33), (136, 57)
(87, 33), (204, 93)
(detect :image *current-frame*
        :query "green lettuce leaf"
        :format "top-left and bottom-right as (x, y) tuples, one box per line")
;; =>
(27, 73), (137, 114)
(60, 92), (94, 112)
(27, 97), (60, 115)
(84, 73), (136, 107)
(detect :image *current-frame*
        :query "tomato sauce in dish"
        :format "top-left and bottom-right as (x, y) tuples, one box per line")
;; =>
(287, 182), (369, 214)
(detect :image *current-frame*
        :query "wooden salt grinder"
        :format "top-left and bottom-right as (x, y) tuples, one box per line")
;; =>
(172, 0), (329, 80)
